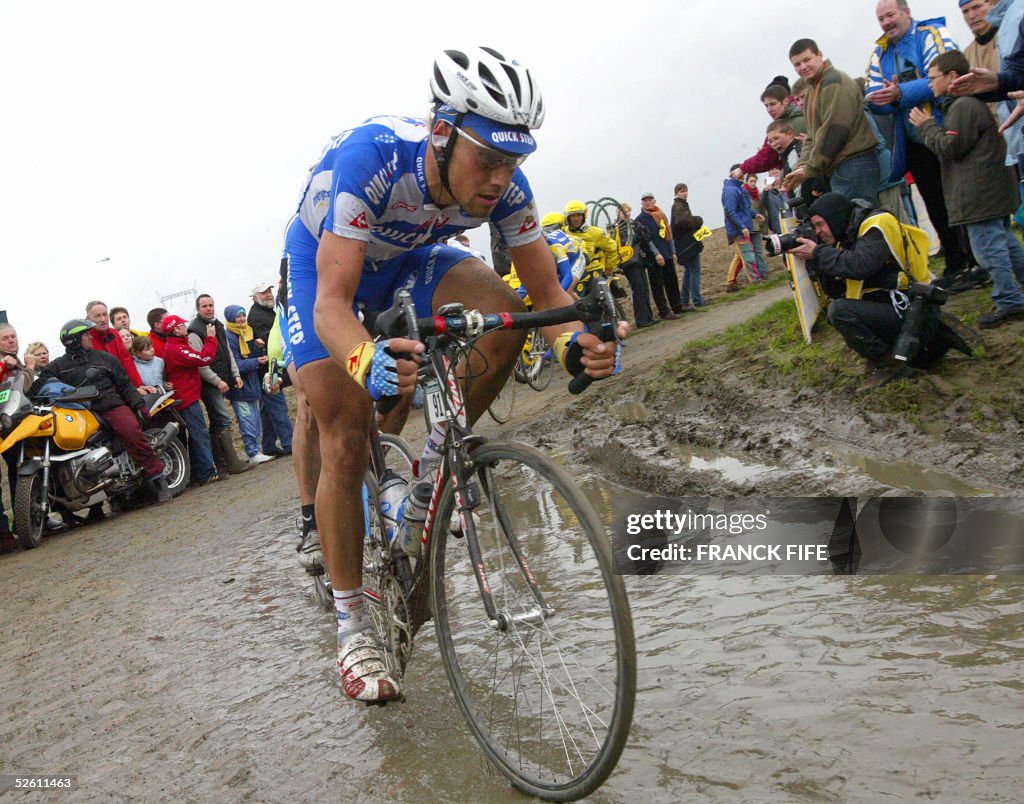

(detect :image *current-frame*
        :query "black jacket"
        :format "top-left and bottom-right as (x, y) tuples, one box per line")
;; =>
(247, 302), (277, 344)
(188, 316), (232, 383)
(33, 350), (144, 413)
(809, 206), (902, 299)
(670, 198), (705, 258)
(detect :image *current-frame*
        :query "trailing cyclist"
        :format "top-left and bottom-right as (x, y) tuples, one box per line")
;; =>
(563, 199), (621, 284)
(505, 212), (587, 303)
(283, 47), (624, 704)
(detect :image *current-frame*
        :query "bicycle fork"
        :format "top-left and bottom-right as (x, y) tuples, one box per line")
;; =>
(441, 447), (554, 633)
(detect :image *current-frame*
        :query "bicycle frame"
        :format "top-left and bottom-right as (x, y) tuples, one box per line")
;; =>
(365, 277), (618, 626)
(414, 339), (551, 630)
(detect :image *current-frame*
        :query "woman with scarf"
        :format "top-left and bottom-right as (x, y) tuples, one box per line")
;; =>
(224, 305), (274, 465)
(635, 192), (685, 317)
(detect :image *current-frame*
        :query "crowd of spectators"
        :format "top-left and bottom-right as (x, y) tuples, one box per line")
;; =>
(0, 283), (295, 549)
(737, 1), (1024, 326)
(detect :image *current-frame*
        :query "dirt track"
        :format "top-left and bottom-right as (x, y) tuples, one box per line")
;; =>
(0, 286), (792, 800)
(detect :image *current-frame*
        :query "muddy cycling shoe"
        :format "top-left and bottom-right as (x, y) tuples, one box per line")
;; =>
(296, 529), (323, 573)
(337, 630), (402, 703)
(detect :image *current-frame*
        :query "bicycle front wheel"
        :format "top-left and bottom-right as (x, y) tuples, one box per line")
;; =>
(429, 441), (635, 801)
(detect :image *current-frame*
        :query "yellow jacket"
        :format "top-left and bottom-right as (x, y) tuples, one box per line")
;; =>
(845, 212), (931, 299)
(564, 225), (620, 273)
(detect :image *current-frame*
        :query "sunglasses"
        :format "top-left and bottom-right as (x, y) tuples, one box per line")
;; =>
(454, 127), (528, 171)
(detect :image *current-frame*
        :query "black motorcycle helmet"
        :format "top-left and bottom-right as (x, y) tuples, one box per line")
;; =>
(59, 318), (96, 350)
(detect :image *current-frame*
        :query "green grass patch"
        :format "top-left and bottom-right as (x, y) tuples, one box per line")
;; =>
(658, 256), (1024, 427)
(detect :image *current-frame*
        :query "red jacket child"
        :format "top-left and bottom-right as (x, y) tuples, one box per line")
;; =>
(160, 315), (218, 407)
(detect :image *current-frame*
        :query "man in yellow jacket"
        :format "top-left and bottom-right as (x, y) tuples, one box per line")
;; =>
(563, 200), (620, 275)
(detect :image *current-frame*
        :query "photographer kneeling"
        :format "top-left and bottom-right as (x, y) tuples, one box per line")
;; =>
(787, 193), (970, 388)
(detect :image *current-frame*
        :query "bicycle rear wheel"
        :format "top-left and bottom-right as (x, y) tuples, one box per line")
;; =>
(359, 433), (417, 671)
(311, 434), (414, 614)
(429, 441), (635, 801)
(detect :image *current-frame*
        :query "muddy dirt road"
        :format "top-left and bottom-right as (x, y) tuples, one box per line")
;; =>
(2, 288), (1021, 802)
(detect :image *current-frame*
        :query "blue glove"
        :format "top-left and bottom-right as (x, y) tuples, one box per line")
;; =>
(346, 340), (402, 400)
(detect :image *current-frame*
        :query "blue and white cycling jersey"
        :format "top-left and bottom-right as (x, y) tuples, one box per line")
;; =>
(283, 115), (544, 369)
(290, 115), (543, 269)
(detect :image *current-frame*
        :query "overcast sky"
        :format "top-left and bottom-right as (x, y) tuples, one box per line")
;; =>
(1, 0), (973, 352)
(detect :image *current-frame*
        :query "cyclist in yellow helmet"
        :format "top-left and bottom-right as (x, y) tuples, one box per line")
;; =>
(563, 200), (620, 276)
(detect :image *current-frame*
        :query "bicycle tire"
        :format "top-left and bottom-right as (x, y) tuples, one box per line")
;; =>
(486, 376), (516, 424)
(525, 328), (553, 392)
(428, 440), (635, 801)
(380, 433), (416, 478)
(310, 435), (416, 614)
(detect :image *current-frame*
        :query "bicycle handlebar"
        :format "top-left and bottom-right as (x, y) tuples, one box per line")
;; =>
(373, 277), (619, 402)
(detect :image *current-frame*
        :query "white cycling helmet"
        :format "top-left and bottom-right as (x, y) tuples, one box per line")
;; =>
(430, 47), (545, 130)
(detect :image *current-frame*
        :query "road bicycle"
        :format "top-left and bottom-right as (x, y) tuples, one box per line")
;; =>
(361, 278), (635, 801)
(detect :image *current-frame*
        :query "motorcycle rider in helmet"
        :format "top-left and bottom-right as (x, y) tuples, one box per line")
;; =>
(31, 320), (171, 503)
(282, 46), (625, 702)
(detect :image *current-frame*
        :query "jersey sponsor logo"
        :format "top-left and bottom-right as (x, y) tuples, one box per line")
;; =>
(501, 181), (526, 207)
(489, 130), (535, 148)
(363, 153), (400, 206)
(518, 215), (537, 235)
(349, 212), (369, 229)
(425, 246), (440, 286)
(313, 189), (330, 207)
(375, 225), (428, 246)
(390, 200), (419, 212)
(287, 306), (305, 345)
(415, 216), (449, 231)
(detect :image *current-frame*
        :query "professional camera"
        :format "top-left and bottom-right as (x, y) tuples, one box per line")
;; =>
(764, 221), (816, 257)
(893, 282), (949, 363)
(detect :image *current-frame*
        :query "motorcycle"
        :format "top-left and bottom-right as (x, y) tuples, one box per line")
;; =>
(0, 367), (190, 549)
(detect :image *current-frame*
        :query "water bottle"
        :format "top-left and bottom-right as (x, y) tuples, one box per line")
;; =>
(376, 469), (408, 547)
(397, 481), (433, 558)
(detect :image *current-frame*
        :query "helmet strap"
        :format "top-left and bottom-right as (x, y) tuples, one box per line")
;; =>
(431, 108), (464, 204)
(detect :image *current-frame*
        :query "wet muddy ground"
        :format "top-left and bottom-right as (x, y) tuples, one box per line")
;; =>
(2, 284), (1022, 801)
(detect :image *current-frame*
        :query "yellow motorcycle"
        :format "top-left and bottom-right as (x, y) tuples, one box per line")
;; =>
(0, 369), (189, 549)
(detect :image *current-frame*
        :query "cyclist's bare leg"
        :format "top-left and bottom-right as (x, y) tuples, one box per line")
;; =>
(433, 258), (527, 423)
(297, 357), (371, 593)
(377, 392), (412, 436)
(286, 363), (321, 509)
(298, 356), (402, 703)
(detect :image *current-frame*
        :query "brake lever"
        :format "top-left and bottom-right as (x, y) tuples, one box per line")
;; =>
(377, 287), (419, 416)
(568, 276), (621, 395)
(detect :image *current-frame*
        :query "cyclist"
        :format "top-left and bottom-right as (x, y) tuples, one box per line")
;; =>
(284, 47), (623, 703)
(562, 199), (621, 280)
(505, 212), (587, 301)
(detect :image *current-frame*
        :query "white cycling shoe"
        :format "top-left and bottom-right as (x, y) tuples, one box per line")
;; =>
(297, 529), (323, 572)
(337, 630), (402, 703)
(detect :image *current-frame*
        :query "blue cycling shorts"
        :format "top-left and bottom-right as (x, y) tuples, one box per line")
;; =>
(284, 229), (475, 369)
